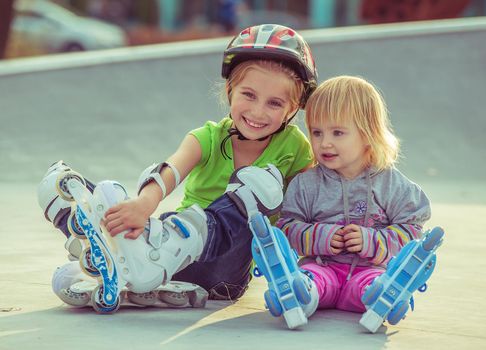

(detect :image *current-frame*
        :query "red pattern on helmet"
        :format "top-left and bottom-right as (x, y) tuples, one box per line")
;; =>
(222, 24), (318, 107)
(239, 27), (254, 48)
(267, 28), (295, 49)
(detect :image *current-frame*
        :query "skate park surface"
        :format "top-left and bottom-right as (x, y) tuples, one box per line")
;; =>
(1, 17), (485, 350)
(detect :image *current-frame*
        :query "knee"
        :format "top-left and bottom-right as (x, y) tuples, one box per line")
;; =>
(225, 164), (284, 218)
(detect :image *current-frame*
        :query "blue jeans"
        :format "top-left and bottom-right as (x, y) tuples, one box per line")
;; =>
(57, 182), (252, 301)
(172, 194), (253, 300)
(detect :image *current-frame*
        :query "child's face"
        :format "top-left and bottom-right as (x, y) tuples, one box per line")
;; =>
(230, 66), (294, 140)
(309, 118), (369, 179)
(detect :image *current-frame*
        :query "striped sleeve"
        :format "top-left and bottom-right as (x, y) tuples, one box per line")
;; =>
(360, 168), (432, 265)
(276, 217), (342, 257)
(359, 223), (424, 265)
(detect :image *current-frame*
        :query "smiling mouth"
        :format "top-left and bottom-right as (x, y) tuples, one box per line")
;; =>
(243, 117), (266, 129)
(322, 153), (337, 160)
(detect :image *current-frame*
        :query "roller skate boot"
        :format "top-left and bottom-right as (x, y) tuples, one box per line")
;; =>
(360, 227), (445, 333)
(38, 160), (76, 228)
(38, 160), (91, 261)
(251, 213), (316, 329)
(52, 262), (208, 309)
(225, 164), (317, 329)
(55, 173), (207, 313)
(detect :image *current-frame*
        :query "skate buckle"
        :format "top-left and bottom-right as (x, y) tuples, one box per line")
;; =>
(147, 219), (163, 249)
(171, 217), (190, 238)
(253, 266), (263, 277)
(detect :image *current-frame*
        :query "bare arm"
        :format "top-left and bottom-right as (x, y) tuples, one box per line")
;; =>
(104, 134), (202, 238)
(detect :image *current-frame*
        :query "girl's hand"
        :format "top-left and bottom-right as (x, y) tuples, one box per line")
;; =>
(103, 197), (151, 239)
(341, 224), (364, 253)
(330, 228), (345, 255)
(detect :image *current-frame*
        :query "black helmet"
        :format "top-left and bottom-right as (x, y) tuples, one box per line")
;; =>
(222, 24), (318, 107)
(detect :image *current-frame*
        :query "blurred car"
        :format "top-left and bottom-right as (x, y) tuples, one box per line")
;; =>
(11, 0), (127, 54)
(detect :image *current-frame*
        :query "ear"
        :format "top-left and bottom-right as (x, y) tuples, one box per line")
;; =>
(226, 81), (232, 104)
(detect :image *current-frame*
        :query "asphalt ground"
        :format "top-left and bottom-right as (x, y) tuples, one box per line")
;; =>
(1, 18), (485, 350)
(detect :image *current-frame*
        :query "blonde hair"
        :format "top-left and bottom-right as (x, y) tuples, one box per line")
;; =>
(305, 76), (399, 171)
(225, 60), (304, 119)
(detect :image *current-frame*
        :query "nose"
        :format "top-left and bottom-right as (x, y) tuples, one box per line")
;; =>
(319, 135), (331, 149)
(250, 101), (266, 118)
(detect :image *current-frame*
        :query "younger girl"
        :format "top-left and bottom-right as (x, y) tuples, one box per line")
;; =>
(38, 24), (317, 307)
(276, 76), (431, 327)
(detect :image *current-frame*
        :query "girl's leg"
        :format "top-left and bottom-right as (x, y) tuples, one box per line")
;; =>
(336, 266), (384, 313)
(173, 193), (253, 300)
(174, 165), (285, 300)
(300, 262), (342, 309)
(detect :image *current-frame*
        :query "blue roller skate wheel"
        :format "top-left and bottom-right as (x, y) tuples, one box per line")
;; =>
(387, 300), (409, 325)
(91, 285), (120, 314)
(293, 278), (311, 305)
(264, 289), (283, 317)
(67, 211), (85, 238)
(362, 280), (384, 306)
(423, 227), (444, 251)
(80, 248), (101, 278)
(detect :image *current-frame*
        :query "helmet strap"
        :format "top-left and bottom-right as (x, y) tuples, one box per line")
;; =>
(220, 110), (299, 160)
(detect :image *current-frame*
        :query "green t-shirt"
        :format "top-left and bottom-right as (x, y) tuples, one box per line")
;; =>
(177, 117), (313, 211)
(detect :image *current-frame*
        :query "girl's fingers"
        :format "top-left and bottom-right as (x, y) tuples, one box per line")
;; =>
(104, 217), (123, 231)
(331, 239), (345, 248)
(343, 231), (361, 241)
(346, 244), (363, 253)
(124, 227), (144, 240)
(107, 221), (127, 236)
(105, 204), (121, 216)
(333, 233), (344, 241)
(330, 247), (342, 255)
(345, 237), (363, 248)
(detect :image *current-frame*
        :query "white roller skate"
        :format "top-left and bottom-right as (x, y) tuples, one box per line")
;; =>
(52, 262), (208, 309)
(360, 227), (445, 333)
(55, 171), (207, 313)
(38, 161), (86, 261)
(38, 160), (74, 227)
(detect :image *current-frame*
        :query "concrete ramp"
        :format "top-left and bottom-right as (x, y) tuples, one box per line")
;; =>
(1, 18), (486, 189)
(0, 18), (485, 350)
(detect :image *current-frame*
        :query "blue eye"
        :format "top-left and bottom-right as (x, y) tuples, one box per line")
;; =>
(269, 100), (283, 108)
(242, 91), (255, 99)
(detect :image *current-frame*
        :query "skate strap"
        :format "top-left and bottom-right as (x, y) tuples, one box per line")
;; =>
(165, 162), (181, 187)
(418, 283), (427, 292)
(253, 266), (262, 277)
(146, 172), (167, 198)
(410, 296), (415, 311)
(138, 162), (181, 198)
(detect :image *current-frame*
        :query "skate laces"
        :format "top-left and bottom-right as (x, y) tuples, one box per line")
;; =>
(208, 282), (245, 302)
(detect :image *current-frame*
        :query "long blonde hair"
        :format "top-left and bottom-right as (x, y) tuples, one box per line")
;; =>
(225, 60), (304, 119)
(305, 76), (399, 171)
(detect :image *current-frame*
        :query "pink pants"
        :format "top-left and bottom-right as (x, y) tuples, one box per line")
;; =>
(301, 262), (384, 313)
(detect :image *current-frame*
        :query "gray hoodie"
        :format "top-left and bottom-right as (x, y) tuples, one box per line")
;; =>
(276, 164), (431, 268)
